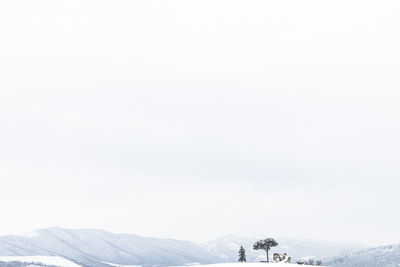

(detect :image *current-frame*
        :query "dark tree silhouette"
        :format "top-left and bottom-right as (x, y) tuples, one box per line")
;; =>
(238, 246), (246, 262)
(253, 238), (278, 263)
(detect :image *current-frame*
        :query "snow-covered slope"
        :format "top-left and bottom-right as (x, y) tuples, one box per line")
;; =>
(0, 228), (218, 267)
(0, 256), (81, 267)
(324, 244), (400, 267)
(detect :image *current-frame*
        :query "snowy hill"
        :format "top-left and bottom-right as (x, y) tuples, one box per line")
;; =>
(0, 228), (217, 267)
(324, 243), (400, 267)
(0, 228), (365, 267)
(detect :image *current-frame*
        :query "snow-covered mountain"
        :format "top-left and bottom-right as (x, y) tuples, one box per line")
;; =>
(0, 228), (366, 267)
(0, 228), (217, 267)
(324, 243), (400, 267)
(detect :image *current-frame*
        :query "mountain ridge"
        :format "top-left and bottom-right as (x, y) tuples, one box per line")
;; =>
(0, 227), (370, 267)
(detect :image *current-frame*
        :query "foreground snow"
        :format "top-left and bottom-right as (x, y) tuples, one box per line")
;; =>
(0, 256), (81, 267)
(173, 263), (327, 267)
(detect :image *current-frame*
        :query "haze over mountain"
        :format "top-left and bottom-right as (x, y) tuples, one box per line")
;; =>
(0, 228), (366, 267)
(1, 2), (400, 267)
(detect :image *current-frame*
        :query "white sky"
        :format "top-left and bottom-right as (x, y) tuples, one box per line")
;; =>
(1, 0), (400, 246)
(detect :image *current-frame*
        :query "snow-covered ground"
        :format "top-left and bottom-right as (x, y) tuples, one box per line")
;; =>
(173, 263), (327, 267)
(0, 256), (81, 267)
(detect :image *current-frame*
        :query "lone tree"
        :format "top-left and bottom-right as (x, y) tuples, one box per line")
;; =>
(238, 246), (246, 262)
(253, 238), (278, 263)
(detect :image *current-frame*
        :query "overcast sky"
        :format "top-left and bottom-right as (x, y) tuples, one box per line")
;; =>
(1, 0), (400, 246)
